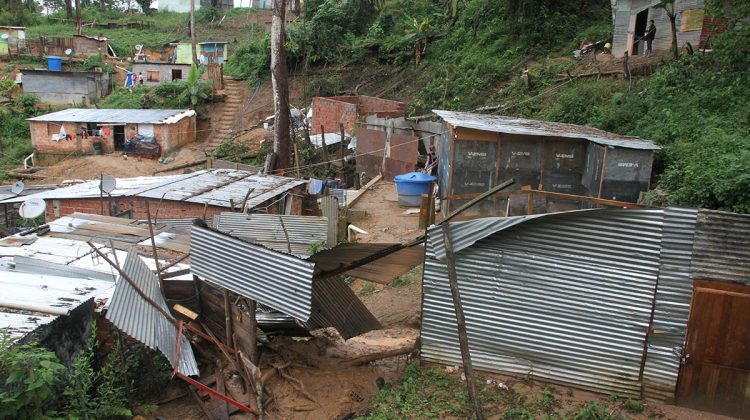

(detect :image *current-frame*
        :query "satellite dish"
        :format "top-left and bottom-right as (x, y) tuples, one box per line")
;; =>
(135, 44), (143, 51)
(64, 48), (73, 56)
(10, 181), (24, 195)
(18, 198), (46, 219)
(100, 175), (117, 194)
(1, 34), (8, 40)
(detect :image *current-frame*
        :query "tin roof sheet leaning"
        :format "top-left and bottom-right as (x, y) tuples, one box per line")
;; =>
(105, 251), (198, 376)
(310, 243), (425, 285)
(27, 108), (195, 124)
(212, 212), (329, 257)
(433, 110), (660, 150)
(422, 208), (667, 397)
(191, 223), (316, 321)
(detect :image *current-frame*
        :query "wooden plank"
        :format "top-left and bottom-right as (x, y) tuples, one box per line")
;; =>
(346, 173), (383, 208)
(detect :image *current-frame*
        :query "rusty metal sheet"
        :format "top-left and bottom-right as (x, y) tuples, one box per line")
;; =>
(390, 133), (419, 164)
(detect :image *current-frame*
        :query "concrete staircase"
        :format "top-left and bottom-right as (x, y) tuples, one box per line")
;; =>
(206, 78), (245, 152)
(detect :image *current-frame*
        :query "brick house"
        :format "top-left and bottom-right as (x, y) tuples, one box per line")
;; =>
(0, 169), (307, 222)
(27, 108), (196, 164)
(311, 95), (406, 135)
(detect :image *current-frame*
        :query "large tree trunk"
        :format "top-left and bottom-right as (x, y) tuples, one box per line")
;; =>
(65, 0), (73, 20)
(75, 0), (81, 35)
(669, 14), (678, 60)
(271, 0), (291, 172)
(190, 0), (198, 65)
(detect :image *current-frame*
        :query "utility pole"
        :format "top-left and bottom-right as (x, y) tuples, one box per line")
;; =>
(190, 0), (198, 66)
(271, 0), (291, 172)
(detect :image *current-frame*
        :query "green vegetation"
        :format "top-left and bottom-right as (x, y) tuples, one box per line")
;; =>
(359, 282), (376, 296)
(360, 363), (647, 419)
(0, 324), (172, 418)
(0, 95), (38, 179)
(392, 265), (423, 287)
(99, 74), (214, 116)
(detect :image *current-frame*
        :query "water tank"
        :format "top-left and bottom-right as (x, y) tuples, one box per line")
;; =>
(47, 56), (62, 71)
(394, 172), (437, 207)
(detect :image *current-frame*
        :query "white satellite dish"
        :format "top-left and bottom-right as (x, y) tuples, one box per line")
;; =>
(18, 198), (46, 219)
(10, 181), (24, 195)
(1, 34), (8, 40)
(64, 48), (73, 56)
(100, 175), (117, 194)
(135, 44), (143, 51)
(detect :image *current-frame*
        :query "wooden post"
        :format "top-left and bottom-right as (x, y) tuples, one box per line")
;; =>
(419, 194), (430, 230)
(223, 289), (233, 348)
(526, 191), (534, 215)
(441, 223), (485, 420)
(338, 123), (345, 179)
(99, 173), (104, 215)
(246, 299), (258, 364)
(144, 200), (164, 292)
(190, 0), (198, 66)
(427, 181), (435, 225)
(293, 140), (301, 178)
(320, 125), (329, 172)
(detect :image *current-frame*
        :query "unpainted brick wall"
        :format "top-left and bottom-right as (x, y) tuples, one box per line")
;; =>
(312, 97), (358, 135)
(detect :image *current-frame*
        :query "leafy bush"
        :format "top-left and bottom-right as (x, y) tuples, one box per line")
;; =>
(224, 34), (270, 81)
(0, 334), (65, 419)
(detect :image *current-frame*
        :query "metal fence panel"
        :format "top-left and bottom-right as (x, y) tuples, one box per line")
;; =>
(691, 210), (750, 284)
(421, 208), (666, 397)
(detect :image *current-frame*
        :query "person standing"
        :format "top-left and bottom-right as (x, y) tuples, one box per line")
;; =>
(644, 20), (656, 55)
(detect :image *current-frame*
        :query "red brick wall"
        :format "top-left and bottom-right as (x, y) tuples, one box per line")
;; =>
(160, 115), (196, 153)
(356, 95), (406, 117)
(699, 16), (729, 49)
(312, 96), (406, 135)
(312, 97), (358, 135)
(44, 185), (306, 222)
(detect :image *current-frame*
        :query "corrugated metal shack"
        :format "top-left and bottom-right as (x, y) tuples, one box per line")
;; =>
(434, 110), (660, 218)
(422, 207), (750, 417)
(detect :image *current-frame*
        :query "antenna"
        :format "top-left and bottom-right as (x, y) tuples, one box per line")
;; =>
(0, 34), (8, 40)
(18, 197), (46, 220)
(10, 181), (24, 195)
(100, 175), (116, 194)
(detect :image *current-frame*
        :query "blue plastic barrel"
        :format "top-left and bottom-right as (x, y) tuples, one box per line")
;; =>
(394, 172), (437, 207)
(47, 56), (62, 71)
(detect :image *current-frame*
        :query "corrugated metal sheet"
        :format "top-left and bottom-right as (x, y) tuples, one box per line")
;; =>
(0, 175), (190, 204)
(310, 243), (424, 285)
(137, 169), (306, 209)
(421, 208), (666, 397)
(191, 225), (315, 321)
(320, 196), (339, 247)
(433, 110), (660, 150)
(690, 209), (750, 284)
(308, 276), (381, 339)
(10, 256), (116, 281)
(212, 212), (328, 257)
(27, 108), (194, 124)
(0, 269), (115, 340)
(642, 207), (698, 400)
(106, 251), (198, 376)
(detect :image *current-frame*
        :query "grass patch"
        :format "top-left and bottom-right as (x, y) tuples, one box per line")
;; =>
(392, 265), (423, 287)
(359, 282), (376, 296)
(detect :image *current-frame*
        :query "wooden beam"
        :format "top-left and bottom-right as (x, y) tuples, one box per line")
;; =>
(441, 223), (484, 420)
(442, 178), (515, 224)
(346, 173), (383, 208)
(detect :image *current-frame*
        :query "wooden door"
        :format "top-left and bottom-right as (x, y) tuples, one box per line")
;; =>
(677, 280), (750, 418)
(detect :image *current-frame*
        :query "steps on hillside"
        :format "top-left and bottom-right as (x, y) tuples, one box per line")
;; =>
(206, 78), (246, 151)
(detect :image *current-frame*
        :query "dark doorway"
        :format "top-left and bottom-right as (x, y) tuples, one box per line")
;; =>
(171, 69), (183, 81)
(113, 125), (125, 151)
(677, 280), (750, 417)
(86, 122), (98, 136)
(632, 9), (649, 55)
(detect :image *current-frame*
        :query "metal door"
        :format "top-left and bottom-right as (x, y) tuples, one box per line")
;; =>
(677, 280), (750, 418)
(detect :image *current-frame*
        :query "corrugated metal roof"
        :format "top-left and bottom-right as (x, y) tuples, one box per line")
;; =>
(320, 196), (338, 246)
(308, 276), (381, 339)
(433, 110), (660, 150)
(191, 225), (316, 321)
(137, 169), (307, 209)
(0, 175), (190, 204)
(0, 184), (58, 202)
(27, 108), (194, 124)
(106, 251), (198, 376)
(0, 268), (115, 341)
(310, 243), (424, 285)
(642, 207), (698, 400)
(212, 212), (328, 257)
(309, 133), (344, 148)
(421, 208), (666, 397)
(690, 209), (750, 284)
